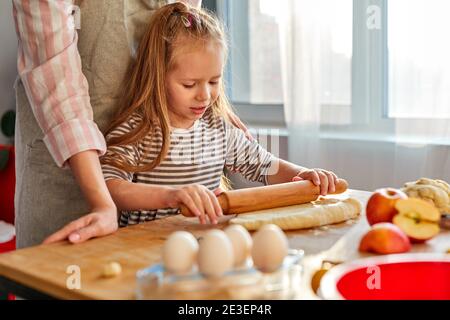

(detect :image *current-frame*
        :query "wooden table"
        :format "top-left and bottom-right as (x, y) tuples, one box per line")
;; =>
(0, 190), (448, 300)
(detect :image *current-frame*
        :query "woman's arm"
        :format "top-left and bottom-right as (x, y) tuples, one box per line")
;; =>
(13, 0), (107, 167)
(13, 1), (118, 244)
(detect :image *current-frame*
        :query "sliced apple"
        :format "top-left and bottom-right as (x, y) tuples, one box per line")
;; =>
(365, 188), (408, 225)
(393, 198), (441, 242)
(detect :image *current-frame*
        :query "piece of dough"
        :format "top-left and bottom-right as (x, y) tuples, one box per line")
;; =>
(229, 197), (362, 231)
(413, 178), (450, 195)
(402, 178), (450, 214)
(102, 262), (122, 278)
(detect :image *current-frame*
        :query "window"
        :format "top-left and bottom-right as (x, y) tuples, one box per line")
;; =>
(319, 1), (353, 108)
(218, 0), (283, 105)
(388, 0), (450, 119)
(248, 0), (284, 105)
(216, 0), (450, 132)
(217, 0), (353, 126)
(318, 0), (353, 125)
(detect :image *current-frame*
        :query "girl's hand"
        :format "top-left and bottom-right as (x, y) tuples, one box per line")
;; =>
(42, 205), (119, 244)
(292, 168), (339, 196)
(165, 185), (223, 225)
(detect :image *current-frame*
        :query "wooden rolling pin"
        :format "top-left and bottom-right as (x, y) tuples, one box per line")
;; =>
(180, 179), (348, 216)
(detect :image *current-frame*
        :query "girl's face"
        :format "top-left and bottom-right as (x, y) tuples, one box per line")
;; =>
(166, 40), (225, 129)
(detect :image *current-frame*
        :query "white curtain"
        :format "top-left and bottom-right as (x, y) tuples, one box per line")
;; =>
(279, 0), (450, 191)
(278, 0), (324, 168)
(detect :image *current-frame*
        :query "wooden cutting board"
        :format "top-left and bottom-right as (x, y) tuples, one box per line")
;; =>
(0, 191), (367, 300)
(4, 189), (445, 300)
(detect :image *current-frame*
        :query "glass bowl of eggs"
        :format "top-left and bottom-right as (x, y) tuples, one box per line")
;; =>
(136, 225), (305, 300)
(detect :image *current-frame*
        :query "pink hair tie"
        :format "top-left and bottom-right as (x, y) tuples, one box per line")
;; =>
(181, 14), (193, 28)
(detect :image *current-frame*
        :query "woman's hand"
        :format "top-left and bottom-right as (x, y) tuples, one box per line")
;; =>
(228, 111), (254, 142)
(164, 184), (223, 225)
(43, 204), (118, 244)
(292, 168), (339, 196)
(43, 150), (119, 245)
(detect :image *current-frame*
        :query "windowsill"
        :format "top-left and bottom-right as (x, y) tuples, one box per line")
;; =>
(320, 131), (450, 147)
(248, 126), (289, 137)
(245, 125), (450, 147)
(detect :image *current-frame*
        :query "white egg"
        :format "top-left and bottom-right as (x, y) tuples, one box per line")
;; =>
(198, 229), (234, 278)
(224, 225), (253, 267)
(163, 231), (199, 274)
(251, 224), (289, 273)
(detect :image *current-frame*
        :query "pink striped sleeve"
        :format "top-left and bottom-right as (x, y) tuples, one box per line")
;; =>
(12, 0), (106, 168)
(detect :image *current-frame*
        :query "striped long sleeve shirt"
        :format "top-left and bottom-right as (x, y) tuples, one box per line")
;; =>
(101, 111), (276, 227)
(13, 0), (106, 167)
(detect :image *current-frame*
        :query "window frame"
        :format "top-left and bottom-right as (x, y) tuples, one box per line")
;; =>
(216, 0), (285, 128)
(320, 0), (395, 136)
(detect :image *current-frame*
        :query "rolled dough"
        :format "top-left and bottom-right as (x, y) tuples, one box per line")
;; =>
(229, 197), (362, 231)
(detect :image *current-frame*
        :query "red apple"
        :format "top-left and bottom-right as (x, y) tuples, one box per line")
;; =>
(359, 223), (411, 254)
(366, 188), (408, 225)
(393, 198), (441, 243)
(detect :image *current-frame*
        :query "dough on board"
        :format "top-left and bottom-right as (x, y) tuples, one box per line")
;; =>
(229, 197), (362, 231)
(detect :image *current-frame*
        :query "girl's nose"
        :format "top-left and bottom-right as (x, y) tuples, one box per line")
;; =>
(196, 85), (211, 102)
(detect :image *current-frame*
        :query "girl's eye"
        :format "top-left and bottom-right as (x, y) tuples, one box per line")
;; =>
(209, 81), (219, 86)
(183, 84), (195, 89)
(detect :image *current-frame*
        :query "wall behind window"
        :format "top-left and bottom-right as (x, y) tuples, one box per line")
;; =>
(0, 1), (17, 145)
(202, 0), (217, 11)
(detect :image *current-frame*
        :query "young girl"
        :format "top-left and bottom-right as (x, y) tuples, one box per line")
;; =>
(101, 2), (340, 227)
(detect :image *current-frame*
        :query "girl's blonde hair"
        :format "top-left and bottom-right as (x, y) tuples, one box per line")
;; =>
(102, 2), (234, 176)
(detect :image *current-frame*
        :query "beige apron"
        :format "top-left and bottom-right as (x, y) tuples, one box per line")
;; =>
(15, 0), (167, 248)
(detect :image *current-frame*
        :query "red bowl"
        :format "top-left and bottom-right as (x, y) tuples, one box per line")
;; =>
(319, 254), (450, 300)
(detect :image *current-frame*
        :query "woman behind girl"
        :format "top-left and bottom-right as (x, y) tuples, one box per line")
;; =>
(100, 2), (340, 227)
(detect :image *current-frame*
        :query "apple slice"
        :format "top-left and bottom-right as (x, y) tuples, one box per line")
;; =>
(393, 198), (441, 242)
